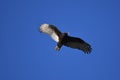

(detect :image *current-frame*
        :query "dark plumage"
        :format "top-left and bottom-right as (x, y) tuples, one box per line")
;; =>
(39, 23), (92, 54)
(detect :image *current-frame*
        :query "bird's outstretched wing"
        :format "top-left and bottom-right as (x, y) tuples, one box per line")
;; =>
(63, 36), (92, 54)
(40, 24), (62, 42)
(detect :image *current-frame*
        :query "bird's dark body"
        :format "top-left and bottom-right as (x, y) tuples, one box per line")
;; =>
(62, 35), (85, 44)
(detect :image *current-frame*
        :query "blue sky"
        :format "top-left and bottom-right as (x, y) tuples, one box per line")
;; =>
(0, 0), (120, 80)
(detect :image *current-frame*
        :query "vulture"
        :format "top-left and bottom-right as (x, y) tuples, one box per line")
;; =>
(39, 23), (92, 54)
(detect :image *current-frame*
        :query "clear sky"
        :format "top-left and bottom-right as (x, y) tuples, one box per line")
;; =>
(0, 0), (120, 80)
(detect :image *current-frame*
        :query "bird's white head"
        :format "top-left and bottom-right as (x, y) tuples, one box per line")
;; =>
(40, 23), (49, 28)
(39, 23), (49, 32)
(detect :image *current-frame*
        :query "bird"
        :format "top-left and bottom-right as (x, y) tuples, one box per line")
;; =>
(39, 23), (92, 54)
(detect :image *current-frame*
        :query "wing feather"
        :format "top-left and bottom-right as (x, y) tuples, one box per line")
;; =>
(63, 36), (92, 53)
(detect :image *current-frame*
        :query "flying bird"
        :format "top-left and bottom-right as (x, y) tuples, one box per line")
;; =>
(39, 23), (92, 54)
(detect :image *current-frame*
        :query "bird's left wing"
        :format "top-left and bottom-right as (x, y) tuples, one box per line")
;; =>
(63, 36), (92, 54)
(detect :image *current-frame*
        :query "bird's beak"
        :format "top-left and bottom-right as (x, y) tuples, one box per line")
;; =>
(38, 26), (42, 33)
